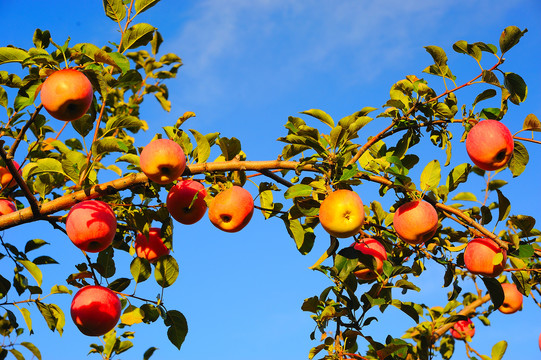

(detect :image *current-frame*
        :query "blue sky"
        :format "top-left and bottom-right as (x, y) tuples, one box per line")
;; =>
(2, 0), (541, 359)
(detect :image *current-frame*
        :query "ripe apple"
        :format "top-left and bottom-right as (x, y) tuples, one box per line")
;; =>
(351, 238), (387, 280)
(167, 179), (208, 224)
(0, 161), (21, 189)
(135, 228), (170, 263)
(393, 200), (438, 245)
(465, 120), (514, 171)
(208, 186), (254, 232)
(65, 200), (117, 253)
(70, 285), (121, 336)
(140, 139), (186, 185)
(450, 319), (475, 340)
(0, 199), (16, 215)
(319, 189), (365, 238)
(498, 282), (523, 314)
(538, 332), (541, 352)
(463, 237), (507, 278)
(40, 69), (94, 121)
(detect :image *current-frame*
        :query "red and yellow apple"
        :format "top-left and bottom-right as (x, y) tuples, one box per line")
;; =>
(140, 139), (186, 185)
(351, 238), (387, 280)
(0, 161), (21, 189)
(463, 238), (507, 278)
(208, 186), (254, 232)
(465, 120), (514, 171)
(0, 199), (16, 215)
(498, 282), (523, 314)
(134, 228), (170, 263)
(393, 200), (438, 245)
(450, 319), (475, 340)
(40, 69), (94, 121)
(167, 180), (208, 224)
(319, 189), (365, 238)
(70, 285), (121, 336)
(65, 200), (117, 253)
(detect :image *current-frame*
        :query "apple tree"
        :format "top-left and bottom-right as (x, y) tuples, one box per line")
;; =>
(0, 1), (539, 359)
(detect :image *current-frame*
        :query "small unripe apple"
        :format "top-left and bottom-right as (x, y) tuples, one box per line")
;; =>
(70, 285), (121, 336)
(65, 200), (117, 253)
(498, 282), (523, 314)
(351, 238), (387, 280)
(135, 228), (170, 263)
(40, 69), (94, 121)
(167, 180), (208, 224)
(140, 139), (186, 185)
(393, 200), (438, 245)
(0, 161), (21, 189)
(450, 319), (475, 340)
(463, 238), (507, 278)
(319, 189), (365, 238)
(0, 199), (16, 215)
(465, 120), (514, 171)
(208, 186), (254, 232)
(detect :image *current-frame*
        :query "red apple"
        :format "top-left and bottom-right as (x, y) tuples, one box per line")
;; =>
(208, 186), (254, 232)
(0, 199), (16, 215)
(167, 180), (208, 224)
(498, 282), (523, 314)
(0, 161), (21, 189)
(40, 69), (94, 121)
(464, 238), (507, 278)
(319, 189), (365, 238)
(538, 332), (541, 352)
(393, 200), (438, 245)
(465, 120), (514, 171)
(140, 139), (186, 185)
(135, 228), (170, 263)
(65, 200), (117, 253)
(70, 285), (121, 336)
(450, 319), (475, 340)
(351, 238), (387, 280)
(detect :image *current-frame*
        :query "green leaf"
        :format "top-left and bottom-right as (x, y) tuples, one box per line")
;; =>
(102, 0), (126, 22)
(420, 159), (441, 192)
(281, 217), (315, 255)
(481, 277), (504, 309)
(284, 184), (313, 199)
(24, 239), (49, 253)
(0, 87), (7, 109)
(300, 109), (334, 128)
(0, 47), (29, 65)
(482, 70), (500, 86)
(496, 189), (511, 222)
(504, 72), (527, 105)
(164, 310), (188, 349)
(499, 26), (527, 54)
(120, 305), (145, 326)
(8, 349), (24, 360)
(135, 0), (160, 15)
(523, 114), (541, 131)
(120, 23), (156, 53)
(49, 285), (71, 295)
(154, 255), (179, 288)
(451, 192), (478, 202)
(105, 114), (146, 134)
(508, 141), (528, 177)
(189, 129), (211, 163)
(216, 137), (241, 161)
(130, 257), (151, 283)
(108, 278), (131, 292)
(36, 302), (65, 335)
(18, 260), (42, 287)
(425, 45), (448, 67)
(446, 163), (471, 192)
(143, 347), (158, 360)
(92, 137), (130, 155)
(16, 307), (32, 334)
(71, 115), (95, 137)
(0, 274), (11, 299)
(491, 340), (508, 360)
(20, 342), (41, 360)
(473, 89), (497, 107)
(96, 246), (116, 278)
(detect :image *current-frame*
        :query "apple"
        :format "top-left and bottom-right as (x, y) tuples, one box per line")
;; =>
(0, 161), (21, 189)
(0, 199), (16, 215)
(40, 69), (94, 121)
(450, 318), (475, 340)
(208, 186), (254, 232)
(351, 238), (387, 280)
(70, 285), (121, 336)
(393, 200), (438, 245)
(167, 179), (208, 224)
(463, 237), (507, 278)
(65, 200), (117, 253)
(135, 228), (170, 263)
(319, 189), (365, 238)
(498, 282), (523, 314)
(538, 332), (541, 352)
(465, 120), (514, 171)
(140, 139), (186, 185)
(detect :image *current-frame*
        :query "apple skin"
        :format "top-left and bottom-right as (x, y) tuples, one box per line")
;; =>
(40, 69), (94, 121)
(538, 332), (541, 352)
(463, 238), (507, 278)
(208, 186), (254, 232)
(450, 319), (475, 340)
(65, 200), (117, 253)
(319, 189), (365, 238)
(351, 238), (387, 280)
(167, 180), (208, 225)
(0, 199), (16, 215)
(140, 139), (186, 185)
(393, 200), (438, 245)
(135, 228), (170, 263)
(70, 285), (121, 336)
(0, 161), (21, 189)
(498, 283), (523, 314)
(465, 120), (514, 171)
